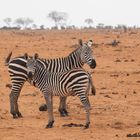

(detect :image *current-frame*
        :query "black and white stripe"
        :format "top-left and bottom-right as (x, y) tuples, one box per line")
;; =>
(26, 55), (93, 129)
(5, 39), (96, 118)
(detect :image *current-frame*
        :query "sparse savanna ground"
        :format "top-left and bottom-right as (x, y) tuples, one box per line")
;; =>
(0, 29), (140, 140)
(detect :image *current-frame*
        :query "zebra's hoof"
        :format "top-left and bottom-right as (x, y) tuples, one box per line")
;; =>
(59, 109), (69, 117)
(39, 104), (47, 111)
(17, 112), (23, 118)
(83, 122), (90, 129)
(63, 109), (69, 116)
(13, 114), (18, 119)
(45, 121), (54, 128)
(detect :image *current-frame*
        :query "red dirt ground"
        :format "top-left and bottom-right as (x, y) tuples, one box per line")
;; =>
(0, 29), (140, 140)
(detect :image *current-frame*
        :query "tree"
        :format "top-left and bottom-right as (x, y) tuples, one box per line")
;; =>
(116, 24), (127, 32)
(96, 23), (104, 29)
(32, 24), (37, 29)
(40, 25), (45, 29)
(14, 18), (24, 28)
(84, 18), (93, 28)
(47, 11), (68, 28)
(3, 18), (12, 27)
(104, 25), (113, 29)
(24, 18), (33, 28)
(14, 18), (33, 29)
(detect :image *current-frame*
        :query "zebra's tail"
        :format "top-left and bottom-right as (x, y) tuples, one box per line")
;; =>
(5, 51), (12, 66)
(89, 73), (96, 96)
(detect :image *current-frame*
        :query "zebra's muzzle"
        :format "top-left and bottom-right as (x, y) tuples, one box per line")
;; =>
(27, 71), (33, 79)
(90, 59), (96, 69)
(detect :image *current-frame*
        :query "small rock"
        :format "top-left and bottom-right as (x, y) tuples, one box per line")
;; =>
(112, 92), (118, 95)
(110, 74), (119, 77)
(124, 60), (128, 62)
(131, 59), (135, 62)
(62, 123), (84, 127)
(104, 95), (111, 98)
(5, 84), (12, 89)
(127, 133), (140, 137)
(126, 73), (130, 76)
(133, 91), (137, 94)
(115, 59), (121, 62)
(39, 104), (47, 111)
(137, 121), (140, 125)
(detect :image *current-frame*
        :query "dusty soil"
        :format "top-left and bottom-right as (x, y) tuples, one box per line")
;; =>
(0, 29), (140, 140)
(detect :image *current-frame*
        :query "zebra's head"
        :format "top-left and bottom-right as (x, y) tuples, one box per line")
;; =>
(25, 53), (47, 80)
(79, 39), (96, 69)
(25, 53), (39, 80)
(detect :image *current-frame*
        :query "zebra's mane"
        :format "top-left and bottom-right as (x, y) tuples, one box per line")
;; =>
(36, 45), (82, 63)
(68, 45), (81, 56)
(36, 59), (48, 69)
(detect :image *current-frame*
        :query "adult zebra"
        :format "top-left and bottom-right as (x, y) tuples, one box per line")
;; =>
(5, 39), (96, 118)
(26, 53), (94, 129)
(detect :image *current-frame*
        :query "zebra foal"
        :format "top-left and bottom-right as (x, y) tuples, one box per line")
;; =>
(5, 39), (96, 118)
(26, 54), (94, 129)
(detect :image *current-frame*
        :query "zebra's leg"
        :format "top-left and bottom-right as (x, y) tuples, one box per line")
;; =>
(83, 96), (91, 129)
(45, 94), (54, 128)
(9, 82), (24, 118)
(14, 92), (23, 118)
(77, 93), (91, 129)
(58, 96), (69, 117)
(9, 91), (17, 118)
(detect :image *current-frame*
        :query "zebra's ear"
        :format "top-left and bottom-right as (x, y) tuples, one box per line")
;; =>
(87, 39), (93, 47)
(24, 53), (28, 60)
(79, 39), (83, 46)
(34, 53), (39, 60)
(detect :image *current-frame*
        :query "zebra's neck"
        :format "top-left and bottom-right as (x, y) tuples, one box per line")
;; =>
(33, 65), (47, 89)
(67, 48), (84, 68)
(37, 47), (84, 72)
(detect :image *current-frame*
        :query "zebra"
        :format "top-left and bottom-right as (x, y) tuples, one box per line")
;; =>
(26, 53), (94, 129)
(5, 39), (96, 118)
